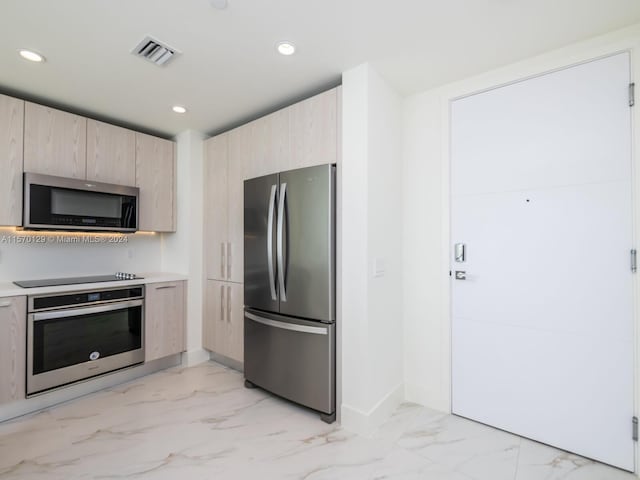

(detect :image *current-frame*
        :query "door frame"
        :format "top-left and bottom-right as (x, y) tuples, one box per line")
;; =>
(436, 41), (640, 472)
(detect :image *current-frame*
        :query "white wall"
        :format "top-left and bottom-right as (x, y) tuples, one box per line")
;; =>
(163, 130), (208, 366)
(402, 24), (640, 417)
(402, 91), (450, 411)
(341, 63), (404, 434)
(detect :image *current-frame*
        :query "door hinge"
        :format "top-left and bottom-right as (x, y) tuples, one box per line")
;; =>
(629, 83), (635, 107)
(632, 249), (637, 273)
(633, 416), (638, 441)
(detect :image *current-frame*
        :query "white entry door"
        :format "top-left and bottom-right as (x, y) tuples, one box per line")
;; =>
(451, 53), (634, 471)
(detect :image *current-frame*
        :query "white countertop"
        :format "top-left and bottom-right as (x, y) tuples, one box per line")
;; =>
(0, 272), (187, 297)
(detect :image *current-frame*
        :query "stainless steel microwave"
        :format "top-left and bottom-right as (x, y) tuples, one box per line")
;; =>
(23, 172), (139, 232)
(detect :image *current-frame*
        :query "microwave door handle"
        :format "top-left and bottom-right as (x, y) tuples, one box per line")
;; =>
(277, 182), (287, 302)
(267, 184), (277, 301)
(123, 203), (131, 227)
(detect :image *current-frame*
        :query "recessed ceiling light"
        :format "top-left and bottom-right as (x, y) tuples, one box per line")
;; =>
(19, 49), (45, 63)
(210, 0), (228, 9)
(172, 105), (187, 114)
(277, 42), (296, 56)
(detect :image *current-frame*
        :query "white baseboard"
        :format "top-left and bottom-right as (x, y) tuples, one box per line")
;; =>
(208, 351), (243, 372)
(341, 382), (404, 437)
(181, 348), (210, 367)
(404, 382), (450, 413)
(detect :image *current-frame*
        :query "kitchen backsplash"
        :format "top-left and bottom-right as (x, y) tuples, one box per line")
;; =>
(0, 229), (163, 282)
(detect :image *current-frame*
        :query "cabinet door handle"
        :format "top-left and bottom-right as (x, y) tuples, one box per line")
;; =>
(0, 301), (11, 308)
(220, 242), (226, 279)
(155, 285), (176, 290)
(226, 285), (231, 322)
(227, 242), (232, 280)
(220, 285), (225, 321)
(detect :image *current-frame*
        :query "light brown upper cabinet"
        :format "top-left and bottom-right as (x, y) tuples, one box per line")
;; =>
(136, 132), (176, 232)
(0, 95), (24, 226)
(204, 133), (230, 281)
(244, 109), (290, 179)
(226, 125), (250, 282)
(145, 281), (186, 362)
(290, 88), (338, 169)
(86, 120), (136, 186)
(207, 110), (290, 284)
(204, 129), (245, 283)
(24, 102), (87, 178)
(2, 95), (176, 230)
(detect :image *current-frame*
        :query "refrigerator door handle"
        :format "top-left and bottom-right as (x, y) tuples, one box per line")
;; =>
(245, 312), (328, 335)
(277, 182), (288, 302)
(267, 184), (277, 301)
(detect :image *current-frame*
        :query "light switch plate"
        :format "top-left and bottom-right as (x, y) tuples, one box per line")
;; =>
(373, 257), (385, 277)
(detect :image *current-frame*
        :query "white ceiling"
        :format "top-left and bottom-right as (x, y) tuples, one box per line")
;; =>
(2, 0), (640, 138)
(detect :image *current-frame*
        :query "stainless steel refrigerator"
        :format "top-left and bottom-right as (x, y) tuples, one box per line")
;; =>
(244, 164), (336, 423)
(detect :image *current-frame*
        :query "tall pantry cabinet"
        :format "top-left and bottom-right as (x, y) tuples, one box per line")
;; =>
(203, 130), (246, 364)
(202, 86), (340, 368)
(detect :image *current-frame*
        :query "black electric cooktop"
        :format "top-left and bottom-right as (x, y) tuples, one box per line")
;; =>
(14, 273), (142, 288)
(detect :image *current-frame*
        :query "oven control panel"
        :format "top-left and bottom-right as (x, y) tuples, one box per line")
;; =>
(29, 286), (144, 312)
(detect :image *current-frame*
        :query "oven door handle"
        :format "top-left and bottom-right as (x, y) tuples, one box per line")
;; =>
(32, 300), (144, 322)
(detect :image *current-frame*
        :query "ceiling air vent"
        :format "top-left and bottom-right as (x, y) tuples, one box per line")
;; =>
(132, 36), (178, 66)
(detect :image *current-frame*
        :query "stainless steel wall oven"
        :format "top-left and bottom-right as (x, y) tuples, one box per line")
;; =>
(27, 286), (145, 396)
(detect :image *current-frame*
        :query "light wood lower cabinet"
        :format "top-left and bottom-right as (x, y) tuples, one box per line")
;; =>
(0, 296), (26, 405)
(145, 281), (186, 362)
(203, 280), (243, 363)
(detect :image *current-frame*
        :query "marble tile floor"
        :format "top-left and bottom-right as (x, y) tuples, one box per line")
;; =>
(0, 361), (635, 480)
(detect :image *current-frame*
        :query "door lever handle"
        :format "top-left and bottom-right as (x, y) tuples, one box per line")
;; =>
(455, 271), (466, 280)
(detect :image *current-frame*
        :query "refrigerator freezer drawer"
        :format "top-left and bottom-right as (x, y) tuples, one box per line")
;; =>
(244, 308), (335, 415)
